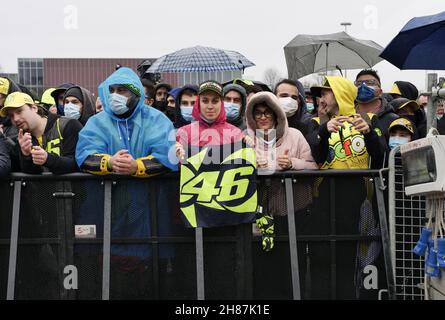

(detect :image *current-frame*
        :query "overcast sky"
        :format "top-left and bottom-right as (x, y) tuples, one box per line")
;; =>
(1, 0), (444, 92)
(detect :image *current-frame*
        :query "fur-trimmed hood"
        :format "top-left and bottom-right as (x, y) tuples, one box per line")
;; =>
(246, 91), (288, 144)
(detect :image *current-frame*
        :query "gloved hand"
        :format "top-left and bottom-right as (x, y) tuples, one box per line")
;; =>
(255, 207), (275, 252)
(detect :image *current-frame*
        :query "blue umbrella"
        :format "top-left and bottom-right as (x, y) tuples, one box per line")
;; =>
(380, 11), (445, 70)
(146, 46), (255, 73)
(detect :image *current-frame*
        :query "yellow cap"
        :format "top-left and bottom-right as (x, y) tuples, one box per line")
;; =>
(389, 118), (414, 135)
(0, 77), (10, 95)
(0, 92), (35, 117)
(40, 88), (56, 105)
(389, 83), (402, 96)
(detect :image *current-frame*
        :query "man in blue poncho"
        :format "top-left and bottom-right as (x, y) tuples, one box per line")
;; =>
(76, 67), (177, 298)
(76, 67), (176, 175)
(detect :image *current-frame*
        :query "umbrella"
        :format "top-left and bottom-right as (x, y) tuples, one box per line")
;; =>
(146, 46), (255, 73)
(284, 32), (384, 79)
(380, 11), (445, 70)
(136, 59), (157, 76)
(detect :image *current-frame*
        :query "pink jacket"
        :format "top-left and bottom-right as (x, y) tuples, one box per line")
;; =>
(176, 96), (244, 147)
(245, 92), (318, 171)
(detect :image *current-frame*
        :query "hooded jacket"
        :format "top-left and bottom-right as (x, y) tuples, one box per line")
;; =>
(76, 67), (177, 176)
(306, 76), (388, 169)
(75, 68), (177, 260)
(63, 86), (96, 126)
(165, 87), (181, 122)
(246, 92), (317, 171)
(50, 83), (76, 116)
(173, 85), (199, 129)
(223, 84), (247, 130)
(176, 94), (244, 147)
(246, 92), (317, 216)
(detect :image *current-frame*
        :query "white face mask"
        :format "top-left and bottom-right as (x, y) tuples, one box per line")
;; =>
(278, 97), (298, 117)
(109, 93), (129, 115)
(64, 103), (81, 120)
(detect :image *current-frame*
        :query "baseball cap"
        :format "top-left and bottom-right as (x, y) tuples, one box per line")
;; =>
(0, 92), (35, 117)
(110, 84), (141, 97)
(198, 81), (223, 97)
(388, 83), (402, 96)
(389, 98), (420, 113)
(0, 77), (10, 95)
(310, 78), (332, 97)
(40, 88), (56, 106)
(389, 118), (414, 135)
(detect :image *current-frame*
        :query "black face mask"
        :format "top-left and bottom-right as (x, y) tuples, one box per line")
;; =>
(153, 100), (167, 112)
(166, 106), (176, 121)
(402, 114), (417, 126)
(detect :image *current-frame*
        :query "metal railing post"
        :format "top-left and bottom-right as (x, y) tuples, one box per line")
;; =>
(195, 227), (205, 300)
(285, 178), (301, 300)
(102, 181), (112, 300)
(7, 181), (22, 300)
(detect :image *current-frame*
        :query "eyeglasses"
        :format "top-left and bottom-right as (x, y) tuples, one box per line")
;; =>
(354, 79), (380, 87)
(254, 110), (274, 119)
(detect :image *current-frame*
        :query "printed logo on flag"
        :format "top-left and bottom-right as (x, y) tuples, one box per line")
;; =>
(179, 142), (257, 228)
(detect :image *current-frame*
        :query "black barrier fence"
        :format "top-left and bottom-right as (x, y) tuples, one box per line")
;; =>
(0, 170), (394, 300)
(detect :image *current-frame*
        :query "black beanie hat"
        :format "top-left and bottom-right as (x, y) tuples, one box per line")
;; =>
(64, 87), (84, 104)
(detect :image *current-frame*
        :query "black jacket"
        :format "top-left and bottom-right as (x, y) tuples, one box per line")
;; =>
(18, 113), (83, 174)
(376, 97), (400, 140)
(438, 116), (445, 135)
(0, 135), (11, 176)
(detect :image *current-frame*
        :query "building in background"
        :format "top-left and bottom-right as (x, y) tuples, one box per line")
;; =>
(16, 58), (243, 98)
(18, 58), (43, 97)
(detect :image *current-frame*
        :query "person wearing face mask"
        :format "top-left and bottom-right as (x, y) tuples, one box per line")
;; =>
(304, 88), (317, 116)
(152, 83), (172, 113)
(76, 67), (176, 176)
(62, 86), (95, 126)
(165, 87), (181, 123)
(389, 98), (422, 140)
(176, 80), (246, 157)
(354, 69), (399, 141)
(173, 85), (198, 129)
(306, 77), (388, 299)
(274, 79), (309, 136)
(388, 118), (414, 149)
(50, 83), (76, 116)
(223, 83), (247, 130)
(75, 68), (177, 298)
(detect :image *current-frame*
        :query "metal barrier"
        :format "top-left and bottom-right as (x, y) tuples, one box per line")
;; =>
(0, 170), (393, 300)
(388, 147), (426, 300)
